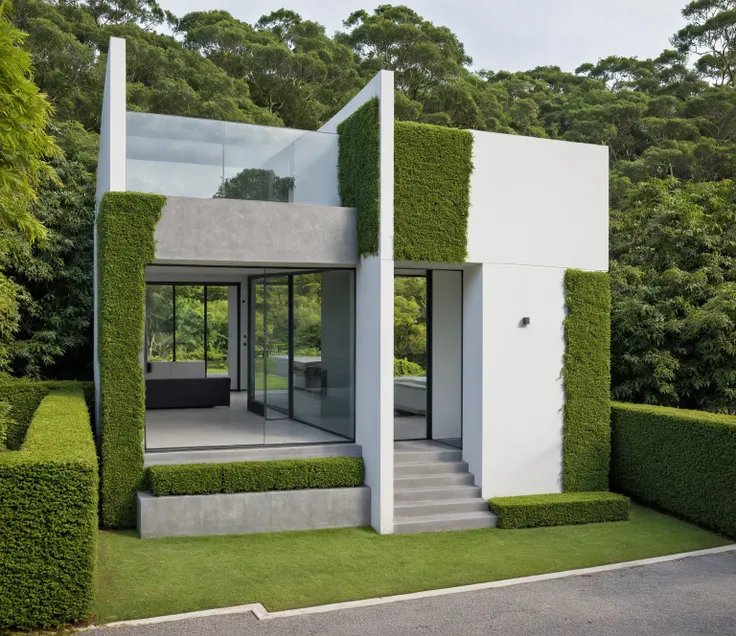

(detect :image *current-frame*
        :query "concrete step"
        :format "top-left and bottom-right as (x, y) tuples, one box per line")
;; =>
(394, 449), (462, 464)
(394, 485), (482, 502)
(395, 498), (490, 518)
(394, 472), (475, 489)
(393, 511), (497, 534)
(394, 461), (469, 476)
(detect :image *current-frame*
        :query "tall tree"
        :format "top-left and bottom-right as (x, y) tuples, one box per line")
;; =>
(0, 0), (59, 240)
(336, 5), (471, 102)
(672, 0), (736, 85)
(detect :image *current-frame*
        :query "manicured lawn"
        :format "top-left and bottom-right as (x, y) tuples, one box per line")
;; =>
(95, 505), (731, 624)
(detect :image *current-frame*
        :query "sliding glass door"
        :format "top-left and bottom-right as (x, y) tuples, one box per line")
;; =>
(248, 270), (356, 440)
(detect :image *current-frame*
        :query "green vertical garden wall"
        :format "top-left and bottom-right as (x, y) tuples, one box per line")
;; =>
(98, 191), (165, 528)
(394, 121), (473, 263)
(337, 98), (380, 256)
(563, 269), (611, 492)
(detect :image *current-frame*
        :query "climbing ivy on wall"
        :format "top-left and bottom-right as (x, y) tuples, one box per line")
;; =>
(337, 98), (380, 256)
(98, 191), (165, 528)
(394, 122), (473, 263)
(563, 269), (611, 492)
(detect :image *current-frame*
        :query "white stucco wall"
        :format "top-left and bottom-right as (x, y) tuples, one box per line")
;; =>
(481, 264), (566, 497)
(462, 131), (608, 498)
(466, 131), (608, 270)
(324, 71), (395, 534)
(94, 36), (127, 439)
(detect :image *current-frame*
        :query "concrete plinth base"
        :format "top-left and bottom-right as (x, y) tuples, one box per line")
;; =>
(137, 487), (371, 538)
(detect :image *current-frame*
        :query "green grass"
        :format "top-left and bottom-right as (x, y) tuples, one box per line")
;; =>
(252, 373), (288, 391)
(95, 505), (730, 623)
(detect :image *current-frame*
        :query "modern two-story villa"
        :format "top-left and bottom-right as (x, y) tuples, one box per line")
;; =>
(94, 37), (610, 537)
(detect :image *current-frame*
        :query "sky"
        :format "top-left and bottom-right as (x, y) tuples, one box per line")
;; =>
(158, 0), (687, 73)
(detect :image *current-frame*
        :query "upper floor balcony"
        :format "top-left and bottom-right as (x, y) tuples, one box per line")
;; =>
(126, 112), (340, 207)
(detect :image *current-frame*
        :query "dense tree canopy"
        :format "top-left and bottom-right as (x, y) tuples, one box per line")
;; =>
(3, 0), (736, 412)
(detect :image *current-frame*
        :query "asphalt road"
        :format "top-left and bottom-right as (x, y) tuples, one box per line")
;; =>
(94, 551), (736, 636)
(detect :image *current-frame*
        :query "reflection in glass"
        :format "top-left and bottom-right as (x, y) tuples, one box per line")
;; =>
(251, 278), (267, 408)
(264, 276), (290, 420)
(292, 271), (355, 439)
(394, 275), (428, 441)
(146, 285), (174, 362)
(126, 111), (338, 205)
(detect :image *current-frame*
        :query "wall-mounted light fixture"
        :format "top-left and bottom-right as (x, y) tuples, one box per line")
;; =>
(520, 317), (531, 327)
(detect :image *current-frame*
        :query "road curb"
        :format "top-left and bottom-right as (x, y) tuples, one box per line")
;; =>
(99, 544), (736, 628)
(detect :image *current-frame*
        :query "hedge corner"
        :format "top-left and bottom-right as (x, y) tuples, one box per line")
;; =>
(337, 98), (380, 257)
(0, 389), (97, 630)
(98, 191), (165, 529)
(563, 269), (611, 493)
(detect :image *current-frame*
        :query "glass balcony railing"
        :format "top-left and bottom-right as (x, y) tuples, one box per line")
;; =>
(126, 112), (340, 206)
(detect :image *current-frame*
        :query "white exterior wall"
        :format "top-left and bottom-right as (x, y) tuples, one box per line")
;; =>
(466, 132), (609, 270)
(321, 72), (395, 534)
(94, 37), (127, 439)
(463, 131), (609, 498)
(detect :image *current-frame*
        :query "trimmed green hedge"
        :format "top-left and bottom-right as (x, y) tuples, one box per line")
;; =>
(563, 270), (611, 492)
(0, 377), (94, 450)
(98, 192), (165, 528)
(489, 492), (630, 529)
(338, 98), (380, 256)
(611, 402), (736, 538)
(148, 457), (365, 496)
(394, 121), (473, 263)
(0, 390), (98, 629)
(0, 400), (8, 450)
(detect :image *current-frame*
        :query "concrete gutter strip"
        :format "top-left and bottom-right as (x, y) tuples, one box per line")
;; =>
(98, 544), (736, 629)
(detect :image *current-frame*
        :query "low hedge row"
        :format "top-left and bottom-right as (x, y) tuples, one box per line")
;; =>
(0, 389), (98, 630)
(489, 492), (631, 529)
(611, 402), (736, 538)
(148, 457), (365, 496)
(0, 376), (94, 449)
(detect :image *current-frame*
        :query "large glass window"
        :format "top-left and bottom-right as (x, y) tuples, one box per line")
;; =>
(145, 284), (236, 381)
(145, 285), (174, 362)
(249, 270), (355, 441)
(174, 285), (205, 363)
(206, 286), (230, 376)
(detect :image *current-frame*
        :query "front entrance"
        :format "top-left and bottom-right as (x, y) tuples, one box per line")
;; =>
(247, 270), (356, 442)
(394, 273), (430, 441)
(394, 270), (463, 449)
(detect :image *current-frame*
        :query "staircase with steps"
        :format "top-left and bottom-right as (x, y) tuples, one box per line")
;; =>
(394, 440), (497, 534)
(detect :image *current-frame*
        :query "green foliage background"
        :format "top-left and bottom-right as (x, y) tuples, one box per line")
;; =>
(563, 270), (612, 492)
(611, 401), (736, 538)
(98, 192), (164, 529)
(394, 121), (472, 262)
(0, 389), (97, 630)
(1, 1), (736, 409)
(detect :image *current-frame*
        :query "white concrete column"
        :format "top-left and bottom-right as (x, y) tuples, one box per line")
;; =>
(94, 36), (127, 440)
(461, 264), (491, 494)
(319, 70), (395, 533)
(227, 286), (238, 389)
